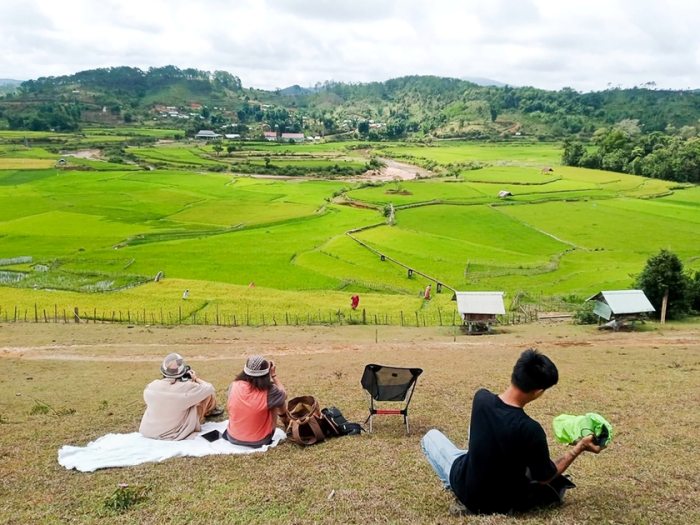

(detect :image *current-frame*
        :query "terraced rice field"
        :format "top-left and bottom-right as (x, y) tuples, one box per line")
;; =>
(0, 136), (698, 322)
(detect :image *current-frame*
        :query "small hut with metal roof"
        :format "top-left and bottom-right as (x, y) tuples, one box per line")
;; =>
(586, 290), (655, 330)
(454, 291), (506, 333)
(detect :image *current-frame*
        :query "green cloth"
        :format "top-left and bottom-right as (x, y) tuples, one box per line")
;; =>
(553, 412), (613, 446)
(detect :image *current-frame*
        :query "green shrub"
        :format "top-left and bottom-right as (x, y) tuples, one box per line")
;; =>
(573, 301), (598, 325)
(103, 484), (148, 514)
(29, 402), (51, 415)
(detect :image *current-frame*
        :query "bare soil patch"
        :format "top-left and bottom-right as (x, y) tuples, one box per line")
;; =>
(61, 148), (103, 160)
(352, 157), (434, 182)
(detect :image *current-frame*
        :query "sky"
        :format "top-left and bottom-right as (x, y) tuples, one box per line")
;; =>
(1, 0), (699, 92)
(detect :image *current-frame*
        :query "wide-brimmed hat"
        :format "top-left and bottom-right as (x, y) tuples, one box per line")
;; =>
(161, 353), (188, 378)
(244, 355), (270, 377)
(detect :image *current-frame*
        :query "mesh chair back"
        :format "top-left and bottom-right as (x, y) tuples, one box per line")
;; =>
(360, 364), (423, 434)
(361, 364), (422, 401)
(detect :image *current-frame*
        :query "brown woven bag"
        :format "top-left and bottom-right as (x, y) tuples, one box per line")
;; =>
(285, 395), (338, 445)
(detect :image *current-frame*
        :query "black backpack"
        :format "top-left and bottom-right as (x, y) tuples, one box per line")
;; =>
(321, 407), (364, 436)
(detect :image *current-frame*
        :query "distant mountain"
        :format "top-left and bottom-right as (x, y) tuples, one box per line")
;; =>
(278, 85), (318, 96)
(0, 78), (22, 94)
(2, 66), (700, 139)
(462, 76), (508, 87)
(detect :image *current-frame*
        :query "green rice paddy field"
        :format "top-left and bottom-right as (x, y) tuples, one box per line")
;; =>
(0, 136), (698, 323)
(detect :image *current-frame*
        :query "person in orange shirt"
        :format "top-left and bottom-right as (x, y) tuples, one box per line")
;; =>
(223, 355), (287, 447)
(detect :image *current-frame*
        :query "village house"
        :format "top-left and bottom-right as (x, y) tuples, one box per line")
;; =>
(195, 130), (221, 139)
(280, 132), (305, 143)
(263, 132), (306, 142)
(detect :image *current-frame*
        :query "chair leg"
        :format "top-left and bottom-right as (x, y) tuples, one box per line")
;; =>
(405, 414), (409, 435)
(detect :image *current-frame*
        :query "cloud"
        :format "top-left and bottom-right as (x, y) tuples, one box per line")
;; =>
(0, 0), (698, 91)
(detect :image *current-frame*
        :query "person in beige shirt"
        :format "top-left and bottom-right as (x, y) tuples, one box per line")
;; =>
(139, 353), (222, 440)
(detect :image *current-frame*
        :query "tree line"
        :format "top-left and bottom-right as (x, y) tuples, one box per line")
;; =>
(562, 119), (700, 183)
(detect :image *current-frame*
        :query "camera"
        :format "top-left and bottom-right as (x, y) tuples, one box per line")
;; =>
(180, 365), (192, 381)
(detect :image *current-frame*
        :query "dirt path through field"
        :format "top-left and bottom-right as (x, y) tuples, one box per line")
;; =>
(1, 322), (697, 363)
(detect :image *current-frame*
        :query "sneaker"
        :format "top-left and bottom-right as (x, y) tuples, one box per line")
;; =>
(448, 499), (472, 516)
(206, 406), (225, 418)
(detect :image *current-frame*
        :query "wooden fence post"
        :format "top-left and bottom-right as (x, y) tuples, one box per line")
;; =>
(74, 307), (80, 323)
(660, 289), (669, 324)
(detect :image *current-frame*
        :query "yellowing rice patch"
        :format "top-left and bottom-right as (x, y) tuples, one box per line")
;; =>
(0, 158), (56, 169)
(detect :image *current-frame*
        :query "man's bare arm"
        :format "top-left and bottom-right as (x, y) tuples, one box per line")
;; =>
(547, 434), (603, 482)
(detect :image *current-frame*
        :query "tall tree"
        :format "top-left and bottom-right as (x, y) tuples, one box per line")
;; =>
(636, 249), (689, 319)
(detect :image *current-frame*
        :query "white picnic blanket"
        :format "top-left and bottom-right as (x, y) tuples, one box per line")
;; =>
(58, 420), (286, 472)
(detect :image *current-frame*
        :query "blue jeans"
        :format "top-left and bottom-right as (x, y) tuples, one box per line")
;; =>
(421, 429), (467, 489)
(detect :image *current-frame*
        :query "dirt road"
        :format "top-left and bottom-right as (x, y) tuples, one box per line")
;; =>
(1, 322), (697, 363)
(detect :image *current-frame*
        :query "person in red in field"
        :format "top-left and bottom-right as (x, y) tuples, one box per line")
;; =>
(424, 284), (432, 300)
(351, 294), (360, 310)
(223, 355), (287, 447)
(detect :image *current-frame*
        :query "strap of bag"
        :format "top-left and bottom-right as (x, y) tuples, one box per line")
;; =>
(321, 413), (340, 436)
(289, 416), (326, 445)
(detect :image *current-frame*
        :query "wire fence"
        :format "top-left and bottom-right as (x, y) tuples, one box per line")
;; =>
(0, 304), (542, 328)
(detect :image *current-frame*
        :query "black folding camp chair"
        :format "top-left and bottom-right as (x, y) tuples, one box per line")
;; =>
(360, 363), (423, 434)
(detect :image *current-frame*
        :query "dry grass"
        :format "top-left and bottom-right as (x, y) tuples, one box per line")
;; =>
(0, 321), (698, 524)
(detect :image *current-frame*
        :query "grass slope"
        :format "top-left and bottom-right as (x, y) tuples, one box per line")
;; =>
(0, 322), (698, 524)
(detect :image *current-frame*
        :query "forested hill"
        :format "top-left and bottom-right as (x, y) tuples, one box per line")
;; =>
(1, 65), (699, 140)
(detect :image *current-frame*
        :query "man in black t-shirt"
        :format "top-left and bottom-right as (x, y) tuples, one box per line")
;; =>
(421, 349), (603, 515)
